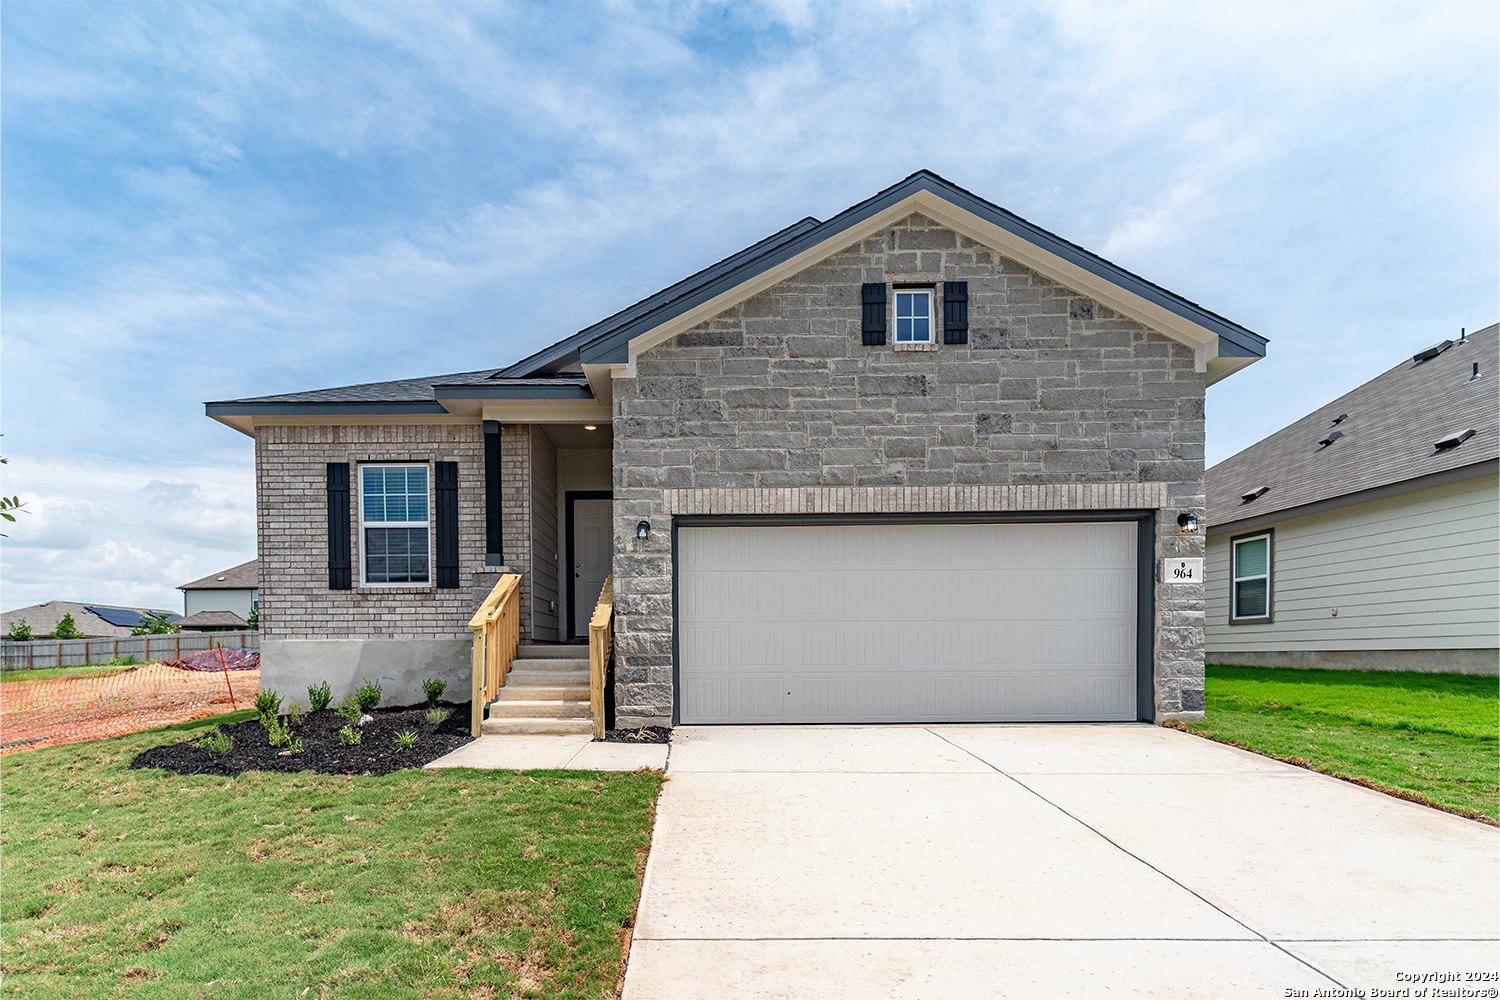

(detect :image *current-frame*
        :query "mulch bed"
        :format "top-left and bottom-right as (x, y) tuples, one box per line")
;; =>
(598, 726), (671, 744)
(129, 702), (474, 776)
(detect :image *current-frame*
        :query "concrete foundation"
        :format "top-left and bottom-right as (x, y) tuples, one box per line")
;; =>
(260, 637), (472, 708)
(1210, 648), (1498, 676)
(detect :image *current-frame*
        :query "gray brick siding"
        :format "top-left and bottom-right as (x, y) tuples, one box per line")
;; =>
(611, 212), (1206, 724)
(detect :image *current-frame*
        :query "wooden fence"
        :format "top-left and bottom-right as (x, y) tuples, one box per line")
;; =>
(1, 631), (260, 670)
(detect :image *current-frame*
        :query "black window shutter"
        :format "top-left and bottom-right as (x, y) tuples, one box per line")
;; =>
(435, 461), (459, 589)
(326, 463), (351, 590)
(943, 281), (969, 344)
(483, 420), (503, 564)
(861, 282), (887, 345)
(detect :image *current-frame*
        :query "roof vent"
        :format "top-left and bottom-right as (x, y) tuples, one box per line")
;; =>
(1240, 486), (1270, 504)
(1471, 362), (1481, 381)
(1330, 413), (1347, 425)
(216, 575), (226, 581)
(1318, 430), (1343, 448)
(1413, 340), (1453, 364)
(1435, 428), (1476, 450)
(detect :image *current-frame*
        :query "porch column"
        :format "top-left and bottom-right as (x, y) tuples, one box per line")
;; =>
(484, 419), (503, 565)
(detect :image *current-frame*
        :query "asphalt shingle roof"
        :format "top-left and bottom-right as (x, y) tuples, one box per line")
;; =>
(179, 559), (259, 591)
(1206, 323), (1498, 530)
(209, 372), (587, 406)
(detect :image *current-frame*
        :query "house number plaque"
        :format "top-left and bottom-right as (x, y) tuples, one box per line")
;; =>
(1164, 558), (1203, 584)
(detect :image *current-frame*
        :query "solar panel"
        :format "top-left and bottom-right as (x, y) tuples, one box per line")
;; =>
(85, 606), (182, 628)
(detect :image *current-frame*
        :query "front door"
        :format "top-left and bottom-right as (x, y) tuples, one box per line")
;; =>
(569, 496), (613, 639)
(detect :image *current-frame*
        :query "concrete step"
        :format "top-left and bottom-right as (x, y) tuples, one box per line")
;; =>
(504, 667), (588, 684)
(481, 716), (594, 736)
(508, 657), (590, 672)
(488, 699), (591, 719)
(516, 644), (589, 659)
(495, 683), (590, 701)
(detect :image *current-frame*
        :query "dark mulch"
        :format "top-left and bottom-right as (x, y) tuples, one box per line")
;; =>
(129, 702), (474, 776)
(597, 726), (671, 744)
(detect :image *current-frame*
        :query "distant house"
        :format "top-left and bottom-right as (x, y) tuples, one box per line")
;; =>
(0, 602), (182, 639)
(177, 559), (258, 631)
(1205, 323), (1498, 674)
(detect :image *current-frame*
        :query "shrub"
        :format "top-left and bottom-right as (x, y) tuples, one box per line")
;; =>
(393, 730), (417, 751)
(4, 618), (32, 642)
(193, 729), (232, 755)
(421, 677), (446, 707)
(354, 679), (382, 712)
(131, 611), (181, 636)
(337, 725), (362, 747)
(284, 700), (304, 725)
(255, 690), (283, 719)
(52, 614), (84, 640)
(424, 707), (451, 726)
(264, 715), (293, 748)
(246, 606), (259, 630)
(307, 681), (332, 713)
(104, 654), (138, 666)
(335, 697), (361, 722)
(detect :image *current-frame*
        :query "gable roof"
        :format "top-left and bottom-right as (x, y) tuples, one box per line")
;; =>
(0, 601), (181, 639)
(176, 610), (250, 630)
(179, 559), (259, 591)
(1206, 323), (1498, 532)
(206, 170), (1267, 431)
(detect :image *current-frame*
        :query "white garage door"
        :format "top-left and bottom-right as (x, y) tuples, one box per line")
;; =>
(677, 521), (1139, 724)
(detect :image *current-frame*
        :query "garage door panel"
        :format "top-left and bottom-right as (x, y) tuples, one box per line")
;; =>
(677, 522), (1139, 724)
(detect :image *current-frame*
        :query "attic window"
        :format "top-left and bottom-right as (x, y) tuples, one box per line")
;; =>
(1330, 414), (1347, 425)
(1317, 430), (1343, 448)
(1240, 486), (1270, 504)
(1413, 340), (1453, 364)
(1434, 428), (1476, 451)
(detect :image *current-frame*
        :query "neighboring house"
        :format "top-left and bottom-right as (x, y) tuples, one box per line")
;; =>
(206, 170), (1267, 725)
(0, 601), (181, 639)
(1205, 324), (1498, 674)
(178, 559), (259, 630)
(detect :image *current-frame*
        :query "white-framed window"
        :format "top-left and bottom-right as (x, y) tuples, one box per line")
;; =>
(894, 288), (934, 344)
(359, 464), (431, 586)
(1230, 532), (1272, 622)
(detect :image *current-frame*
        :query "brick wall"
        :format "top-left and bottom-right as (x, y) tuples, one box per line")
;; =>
(611, 212), (1207, 724)
(255, 421), (538, 643)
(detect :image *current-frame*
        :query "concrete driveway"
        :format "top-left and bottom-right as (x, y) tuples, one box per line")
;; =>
(623, 725), (1499, 999)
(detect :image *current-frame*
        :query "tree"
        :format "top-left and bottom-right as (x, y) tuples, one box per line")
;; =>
(131, 612), (181, 636)
(0, 444), (27, 537)
(52, 613), (84, 640)
(246, 606), (259, 630)
(4, 618), (32, 642)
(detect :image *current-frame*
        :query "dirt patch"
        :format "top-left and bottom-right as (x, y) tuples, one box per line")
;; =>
(597, 726), (671, 745)
(127, 703), (473, 776)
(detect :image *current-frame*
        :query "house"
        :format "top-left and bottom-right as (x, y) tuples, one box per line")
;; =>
(177, 559), (259, 631)
(206, 170), (1267, 727)
(0, 601), (181, 639)
(1205, 323), (1498, 674)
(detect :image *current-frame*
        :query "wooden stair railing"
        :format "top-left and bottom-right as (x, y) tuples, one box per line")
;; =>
(468, 573), (522, 737)
(588, 575), (615, 740)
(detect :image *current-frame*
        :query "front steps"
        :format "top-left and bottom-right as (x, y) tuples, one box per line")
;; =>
(481, 644), (595, 736)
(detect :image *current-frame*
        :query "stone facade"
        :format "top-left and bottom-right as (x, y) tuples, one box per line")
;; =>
(611, 213), (1207, 725)
(255, 420), (538, 656)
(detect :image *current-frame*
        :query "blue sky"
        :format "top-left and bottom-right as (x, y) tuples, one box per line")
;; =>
(2, 0), (1496, 612)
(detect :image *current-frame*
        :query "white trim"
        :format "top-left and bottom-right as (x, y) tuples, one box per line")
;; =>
(357, 462), (434, 588)
(1230, 532), (1271, 620)
(894, 288), (934, 344)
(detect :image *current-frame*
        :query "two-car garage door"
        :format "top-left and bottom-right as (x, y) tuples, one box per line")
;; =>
(676, 521), (1141, 724)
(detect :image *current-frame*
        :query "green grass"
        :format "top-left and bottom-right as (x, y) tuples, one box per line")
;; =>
(1, 662), (141, 683)
(1, 721), (664, 999)
(1190, 665), (1499, 824)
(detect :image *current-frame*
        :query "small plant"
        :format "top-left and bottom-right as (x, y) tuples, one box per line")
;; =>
(52, 613), (84, 640)
(421, 677), (446, 707)
(285, 700), (304, 725)
(393, 730), (418, 751)
(308, 681), (332, 713)
(4, 618), (32, 642)
(264, 715), (293, 748)
(193, 729), (233, 754)
(255, 689), (283, 719)
(424, 707), (451, 726)
(286, 737), (305, 755)
(104, 654), (138, 666)
(337, 725), (362, 747)
(246, 606), (259, 630)
(336, 697), (362, 722)
(354, 679), (382, 712)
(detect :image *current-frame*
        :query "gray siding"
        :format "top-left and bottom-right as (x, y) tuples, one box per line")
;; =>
(530, 427), (560, 641)
(184, 588), (257, 620)
(1206, 476), (1499, 656)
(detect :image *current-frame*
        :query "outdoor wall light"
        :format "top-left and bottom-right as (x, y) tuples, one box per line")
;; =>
(1176, 512), (1200, 533)
(583, 424), (598, 431)
(636, 520), (651, 540)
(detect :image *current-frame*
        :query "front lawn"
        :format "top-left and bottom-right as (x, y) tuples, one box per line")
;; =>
(1188, 665), (1499, 824)
(1, 716), (663, 998)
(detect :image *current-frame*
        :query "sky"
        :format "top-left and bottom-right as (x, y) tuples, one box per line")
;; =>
(2, 0), (1496, 613)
